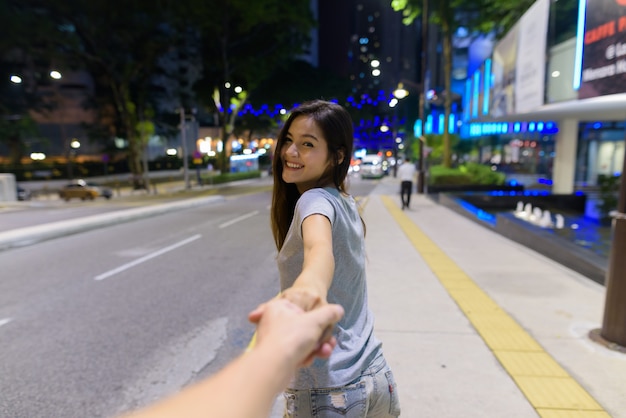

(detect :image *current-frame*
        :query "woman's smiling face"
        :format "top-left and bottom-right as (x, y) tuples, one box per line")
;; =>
(280, 115), (331, 193)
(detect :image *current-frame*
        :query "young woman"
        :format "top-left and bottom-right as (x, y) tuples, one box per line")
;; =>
(268, 100), (401, 417)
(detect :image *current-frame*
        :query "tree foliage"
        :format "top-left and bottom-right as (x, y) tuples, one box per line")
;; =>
(392, 0), (536, 39)
(1, 0), (318, 177)
(185, 0), (315, 172)
(0, 1), (68, 164)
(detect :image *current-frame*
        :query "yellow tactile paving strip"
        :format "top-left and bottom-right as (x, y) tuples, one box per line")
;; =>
(381, 196), (611, 418)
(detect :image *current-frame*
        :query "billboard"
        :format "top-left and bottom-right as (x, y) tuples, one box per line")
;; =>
(578, 0), (626, 99)
(490, 22), (519, 117)
(515, 0), (550, 112)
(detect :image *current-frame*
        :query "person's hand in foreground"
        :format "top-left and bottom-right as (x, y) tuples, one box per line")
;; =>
(249, 297), (341, 368)
(121, 298), (344, 418)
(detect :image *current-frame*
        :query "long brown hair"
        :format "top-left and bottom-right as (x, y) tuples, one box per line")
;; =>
(270, 100), (355, 250)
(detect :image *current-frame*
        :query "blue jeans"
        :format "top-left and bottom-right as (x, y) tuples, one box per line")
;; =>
(283, 355), (401, 417)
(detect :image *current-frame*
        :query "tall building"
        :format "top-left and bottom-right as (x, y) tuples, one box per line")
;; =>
(317, 0), (420, 152)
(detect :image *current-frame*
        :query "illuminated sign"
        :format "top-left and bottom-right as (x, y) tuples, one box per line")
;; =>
(577, 0), (626, 98)
(466, 121), (558, 137)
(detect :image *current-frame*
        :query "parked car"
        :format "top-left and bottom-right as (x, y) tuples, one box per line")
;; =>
(17, 186), (32, 201)
(58, 179), (112, 201)
(86, 182), (113, 199)
(359, 155), (385, 179)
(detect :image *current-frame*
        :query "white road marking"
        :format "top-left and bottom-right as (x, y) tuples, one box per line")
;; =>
(0, 318), (12, 328)
(94, 234), (202, 281)
(218, 211), (259, 229)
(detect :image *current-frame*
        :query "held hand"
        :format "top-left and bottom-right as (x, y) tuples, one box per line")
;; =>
(248, 298), (343, 368)
(279, 287), (325, 312)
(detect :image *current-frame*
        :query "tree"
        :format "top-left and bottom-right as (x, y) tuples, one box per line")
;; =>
(187, 0), (316, 173)
(50, 0), (181, 186)
(0, 1), (65, 165)
(1, 1), (201, 185)
(1, 0), (323, 179)
(391, 0), (535, 167)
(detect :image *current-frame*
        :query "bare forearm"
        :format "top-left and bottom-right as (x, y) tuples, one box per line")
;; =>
(124, 348), (289, 418)
(285, 246), (334, 309)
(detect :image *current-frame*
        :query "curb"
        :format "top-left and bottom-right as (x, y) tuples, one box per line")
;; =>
(0, 195), (224, 251)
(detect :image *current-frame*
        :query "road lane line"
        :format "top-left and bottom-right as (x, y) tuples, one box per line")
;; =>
(219, 211), (259, 229)
(94, 234), (202, 281)
(0, 318), (12, 328)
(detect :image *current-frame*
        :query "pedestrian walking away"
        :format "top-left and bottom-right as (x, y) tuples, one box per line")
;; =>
(267, 99), (401, 417)
(397, 157), (416, 210)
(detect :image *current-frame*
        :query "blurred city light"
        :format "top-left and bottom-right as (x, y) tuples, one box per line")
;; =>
(393, 83), (409, 99)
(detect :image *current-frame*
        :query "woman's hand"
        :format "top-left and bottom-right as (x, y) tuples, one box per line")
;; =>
(279, 286), (325, 312)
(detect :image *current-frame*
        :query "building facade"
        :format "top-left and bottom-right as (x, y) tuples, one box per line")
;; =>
(462, 0), (625, 210)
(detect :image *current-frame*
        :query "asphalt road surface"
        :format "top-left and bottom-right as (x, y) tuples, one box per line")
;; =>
(0, 174), (379, 418)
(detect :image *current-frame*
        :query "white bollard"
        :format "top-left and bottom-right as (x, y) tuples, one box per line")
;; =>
(539, 210), (553, 228)
(555, 214), (565, 229)
(531, 207), (542, 223)
(524, 203), (533, 216)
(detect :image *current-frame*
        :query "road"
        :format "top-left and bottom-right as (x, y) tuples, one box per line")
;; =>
(0, 174), (379, 418)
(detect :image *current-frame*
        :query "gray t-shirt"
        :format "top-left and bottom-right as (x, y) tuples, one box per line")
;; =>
(277, 187), (382, 389)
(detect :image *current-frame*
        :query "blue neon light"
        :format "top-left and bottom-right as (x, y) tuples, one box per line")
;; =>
(414, 119), (423, 137)
(483, 59), (491, 115)
(472, 72), (480, 118)
(464, 79), (472, 121)
(456, 199), (496, 226)
(573, 0), (587, 90)
(466, 121), (559, 137)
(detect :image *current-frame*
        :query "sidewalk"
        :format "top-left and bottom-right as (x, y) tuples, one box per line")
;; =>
(362, 176), (625, 417)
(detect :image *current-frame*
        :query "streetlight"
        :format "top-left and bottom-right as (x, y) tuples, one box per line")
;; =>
(417, 0), (429, 194)
(391, 84), (410, 177)
(68, 138), (80, 180)
(393, 83), (409, 100)
(178, 107), (191, 190)
(45, 70), (72, 180)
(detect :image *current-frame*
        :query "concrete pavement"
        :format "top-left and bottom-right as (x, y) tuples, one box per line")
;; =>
(361, 176), (625, 417)
(2, 174), (625, 417)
